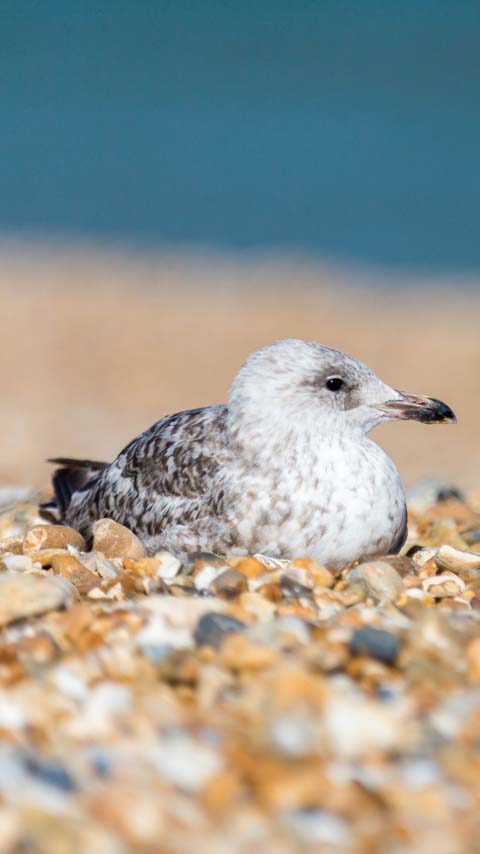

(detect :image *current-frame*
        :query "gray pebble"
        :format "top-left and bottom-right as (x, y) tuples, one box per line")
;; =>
(350, 627), (400, 665)
(193, 612), (246, 649)
(209, 569), (248, 598)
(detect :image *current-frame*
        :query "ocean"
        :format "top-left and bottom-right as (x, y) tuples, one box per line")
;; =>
(1, 1), (479, 272)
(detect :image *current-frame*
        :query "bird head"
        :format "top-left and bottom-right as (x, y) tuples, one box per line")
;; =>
(230, 339), (456, 436)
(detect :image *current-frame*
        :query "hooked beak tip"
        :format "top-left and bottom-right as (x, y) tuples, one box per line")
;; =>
(375, 392), (456, 424)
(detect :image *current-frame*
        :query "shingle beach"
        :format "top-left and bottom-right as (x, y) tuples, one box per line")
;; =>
(0, 485), (479, 852)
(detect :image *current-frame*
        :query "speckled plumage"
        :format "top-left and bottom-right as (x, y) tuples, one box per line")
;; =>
(47, 339), (455, 568)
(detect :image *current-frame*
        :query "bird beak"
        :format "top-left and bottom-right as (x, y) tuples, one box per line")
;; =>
(374, 391), (457, 424)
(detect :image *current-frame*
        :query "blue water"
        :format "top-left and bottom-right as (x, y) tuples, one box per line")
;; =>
(1, 1), (480, 271)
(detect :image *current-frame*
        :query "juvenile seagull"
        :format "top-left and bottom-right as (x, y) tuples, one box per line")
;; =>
(46, 339), (455, 568)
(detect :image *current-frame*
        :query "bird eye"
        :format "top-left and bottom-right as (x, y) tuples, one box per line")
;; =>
(326, 376), (344, 392)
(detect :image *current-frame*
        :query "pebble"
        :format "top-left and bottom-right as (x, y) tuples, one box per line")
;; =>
(348, 560), (404, 603)
(123, 557), (161, 577)
(94, 555), (121, 580)
(23, 524), (86, 554)
(193, 612), (246, 648)
(220, 633), (278, 671)
(280, 575), (313, 599)
(422, 573), (465, 598)
(350, 626), (400, 665)
(270, 707), (318, 757)
(136, 615), (191, 656)
(49, 553), (99, 594)
(435, 544), (480, 577)
(151, 735), (223, 793)
(0, 573), (76, 625)
(229, 556), (267, 579)
(0, 485), (478, 852)
(406, 478), (464, 513)
(249, 615), (311, 648)
(291, 557), (334, 588)
(154, 550), (181, 580)
(425, 519), (468, 549)
(209, 569), (248, 598)
(239, 590), (276, 620)
(22, 752), (76, 792)
(412, 547), (438, 568)
(466, 638), (480, 682)
(2, 555), (33, 573)
(324, 692), (407, 759)
(92, 518), (144, 559)
(194, 563), (223, 590)
(156, 649), (199, 684)
(336, 581), (366, 606)
(0, 536), (23, 555)
(281, 809), (353, 847)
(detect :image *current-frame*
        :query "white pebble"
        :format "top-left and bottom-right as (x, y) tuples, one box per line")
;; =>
(155, 550), (181, 579)
(435, 544), (480, 572)
(151, 735), (222, 792)
(2, 555), (33, 573)
(194, 564), (223, 590)
(412, 548), (438, 568)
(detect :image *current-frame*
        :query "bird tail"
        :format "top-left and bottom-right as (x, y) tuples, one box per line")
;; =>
(40, 457), (109, 523)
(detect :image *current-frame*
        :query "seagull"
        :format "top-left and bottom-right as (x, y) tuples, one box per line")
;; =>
(44, 339), (455, 568)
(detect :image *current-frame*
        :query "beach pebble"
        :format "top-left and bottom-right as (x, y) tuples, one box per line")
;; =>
(0, 481), (479, 852)
(324, 692), (408, 759)
(0, 537), (24, 555)
(412, 547), (438, 569)
(270, 707), (318, 757)
(350, 626), (400, 665)
(23, 524), (86, 554)
(239, 591), (276, 620)
(136, 616), (191, 656)
(92, 518), (144, 560)
(435, 544), (480, 578)
(406, 478), (464, 513)
(291, 557), (334, 587)
(49, 553), (99, 594)
(281, 809), (353, 847)
(0, 573), (76, 625)
(156, 649), (199, 683)
(22, 752), (76, 792)
(349, 560), (404, 603)
(466, 638), (480, 682)
(151, 735), (222, 793)
(280, 574), (314, 599)
(190, 552), (229, 570)
(193, 612), (246, 648)
(2, 555), (33, 573)
(194, 563), (223, 590)
(94, 555), (120, 581)
(379, 555), (414, 577)
(154, 550), (181, 580)
(220, 633), (278, 671)
(209, 569), (248, 598)
(337, 581), (366, 606)
(229, 556), (267, 579)
(123, 557), (161, 577)
(422, 573), (465, 598)
(424, 520), (468, 549)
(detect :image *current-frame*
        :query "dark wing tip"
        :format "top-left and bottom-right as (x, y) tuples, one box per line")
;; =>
(47, 457), (109, 470)
(45, 458), (109, 519)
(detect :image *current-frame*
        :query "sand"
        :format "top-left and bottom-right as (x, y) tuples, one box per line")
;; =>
(0, 242), (478, 489)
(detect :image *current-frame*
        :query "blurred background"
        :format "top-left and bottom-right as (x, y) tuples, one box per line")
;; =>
(0, 2), (479, 489)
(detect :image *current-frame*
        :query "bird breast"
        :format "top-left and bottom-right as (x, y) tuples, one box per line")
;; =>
(228, 434), (406, 567)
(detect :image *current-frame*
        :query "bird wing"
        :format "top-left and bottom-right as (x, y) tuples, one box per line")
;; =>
(113, 405), (228, 498)
(65, 405), (229, 537)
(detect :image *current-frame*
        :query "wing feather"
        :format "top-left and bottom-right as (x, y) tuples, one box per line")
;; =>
(65, 405), (229, 539)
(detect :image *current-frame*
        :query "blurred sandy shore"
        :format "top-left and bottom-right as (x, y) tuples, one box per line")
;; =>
(0, 242), (478, 490)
